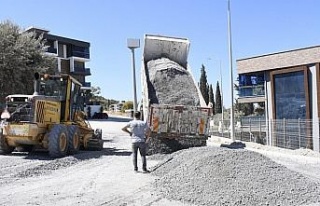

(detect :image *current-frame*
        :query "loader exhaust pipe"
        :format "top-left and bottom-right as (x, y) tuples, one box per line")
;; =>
(33, 72), (40, 95)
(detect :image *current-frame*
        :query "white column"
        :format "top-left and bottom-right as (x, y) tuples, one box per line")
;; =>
(266, 74), (273, 146)
(63, 45), (67, 58)
(310, 65), (320, 152)
(57, 58), (61, 73)
(70, 57), (74, 72)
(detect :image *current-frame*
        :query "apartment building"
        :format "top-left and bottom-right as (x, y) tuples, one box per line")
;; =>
(25, 27), (92, 91)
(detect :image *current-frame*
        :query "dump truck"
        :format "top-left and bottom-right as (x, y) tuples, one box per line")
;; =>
(0, 73), (103, 158)
(141, 34), (211, 154)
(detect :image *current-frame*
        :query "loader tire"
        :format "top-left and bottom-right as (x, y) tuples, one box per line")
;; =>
(0, 129), (14, 155)
(67, 125), (80, 155)
(48, 125), (68, 158)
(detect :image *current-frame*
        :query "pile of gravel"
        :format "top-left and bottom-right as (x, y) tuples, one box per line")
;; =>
(151, 146), (320, 206)
(146, 57), (200, 106)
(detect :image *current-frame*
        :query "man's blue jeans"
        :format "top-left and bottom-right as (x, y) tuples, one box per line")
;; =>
(132, 142), (147, 171)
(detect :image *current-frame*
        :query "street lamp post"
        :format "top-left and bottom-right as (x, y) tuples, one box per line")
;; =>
(127, 38), (140, 113)
(227, 0), (235, 141)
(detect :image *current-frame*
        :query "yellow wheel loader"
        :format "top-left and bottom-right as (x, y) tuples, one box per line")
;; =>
(0, 73), (103, 158)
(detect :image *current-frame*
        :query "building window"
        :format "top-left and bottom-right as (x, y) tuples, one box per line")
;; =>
(238, 72), (265, 97)
(45, 40), (57, 54)
(273, 70), (308, 119)
(58, 43), (66, 58)
(72, 46), (90, 59)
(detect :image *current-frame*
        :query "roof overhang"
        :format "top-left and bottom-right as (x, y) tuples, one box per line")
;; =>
(237, 45), (320, 74)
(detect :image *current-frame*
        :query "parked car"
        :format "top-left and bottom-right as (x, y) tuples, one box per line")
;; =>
(92, 112), (108, 119)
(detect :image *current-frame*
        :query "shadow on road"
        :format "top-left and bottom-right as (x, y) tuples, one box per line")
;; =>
(89, 116), (132, 123)
(103, 147), (132, 156)
(220, 141), (246, 149)
(73, 148), (132, 160)
(74, 148), (131, 160)
(23, 151), (56, 160)
(21, 147), (132, 161)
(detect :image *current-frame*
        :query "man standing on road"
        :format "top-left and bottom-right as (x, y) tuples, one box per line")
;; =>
(122, 111), (151, 173)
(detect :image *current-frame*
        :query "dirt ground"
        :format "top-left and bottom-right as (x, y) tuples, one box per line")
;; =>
(0, 115), (319, 206)
(0, 116), (191, 206)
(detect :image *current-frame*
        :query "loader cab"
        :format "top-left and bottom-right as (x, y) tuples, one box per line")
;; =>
(39, 76), (67, 101)
(38, 73), (83, 122)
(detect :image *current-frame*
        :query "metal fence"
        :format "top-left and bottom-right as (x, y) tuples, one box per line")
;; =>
(209, 117), (319, 151)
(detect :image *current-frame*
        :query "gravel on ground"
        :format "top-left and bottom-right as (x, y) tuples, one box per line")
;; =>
(151, 146), (320, 206)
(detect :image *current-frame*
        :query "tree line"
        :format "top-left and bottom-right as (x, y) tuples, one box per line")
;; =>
(200, 64), (264, 117)
(199, 64), (222, 115)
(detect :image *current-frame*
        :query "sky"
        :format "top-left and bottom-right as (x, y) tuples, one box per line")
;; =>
(1, 0), (320, 107)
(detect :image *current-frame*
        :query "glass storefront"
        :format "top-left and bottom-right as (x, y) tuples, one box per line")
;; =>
(274, 71), (306, 119)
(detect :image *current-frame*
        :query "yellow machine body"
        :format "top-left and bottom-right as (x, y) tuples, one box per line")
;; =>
(0, 73), (103, 157)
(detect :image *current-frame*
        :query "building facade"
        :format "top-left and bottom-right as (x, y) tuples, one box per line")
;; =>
(237, 45), (320, 152)
(25, 27), (91, 91)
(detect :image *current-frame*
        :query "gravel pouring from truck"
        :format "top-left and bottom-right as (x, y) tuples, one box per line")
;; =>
(141, 34), (211, 154)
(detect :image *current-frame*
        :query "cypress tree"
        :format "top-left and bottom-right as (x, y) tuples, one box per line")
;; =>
(209, 84), (215, 115)
(199, 64), (209, 105)
(215, 81), (222, 114)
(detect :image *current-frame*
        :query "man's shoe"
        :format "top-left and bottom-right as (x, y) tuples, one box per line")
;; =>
(142, 169), (150, 173)
(134, 168), (138, 172)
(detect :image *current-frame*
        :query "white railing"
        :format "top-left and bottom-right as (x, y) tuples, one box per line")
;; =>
(209, 118), (319, 152)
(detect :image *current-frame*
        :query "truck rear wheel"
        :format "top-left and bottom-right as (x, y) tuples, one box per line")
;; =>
(67, 125), (80, 154)
(0, 129), (14, 155)
(48, 125), (68, 158)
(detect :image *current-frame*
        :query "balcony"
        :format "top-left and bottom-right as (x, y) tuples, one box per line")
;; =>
(80, 82), (92, 91)
(238, 85), (265, 97)
(83, 82), (91, 87)
(72, 67), (91, 76)
(71, 51), (90, 59)
(46, 47), (57, 54)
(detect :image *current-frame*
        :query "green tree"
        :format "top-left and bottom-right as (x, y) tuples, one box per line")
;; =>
(122, 101), (133, 112)
(85, 86), (120, 110)
(209, 84), (215, 115)
(106, 99), (118, 109)
(88, 86), (101, 103)
(0, 20), (55, 103)
(235, 100), (254, 116)
(199, 64), (209, 105)
(215, 81), (222, 114)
